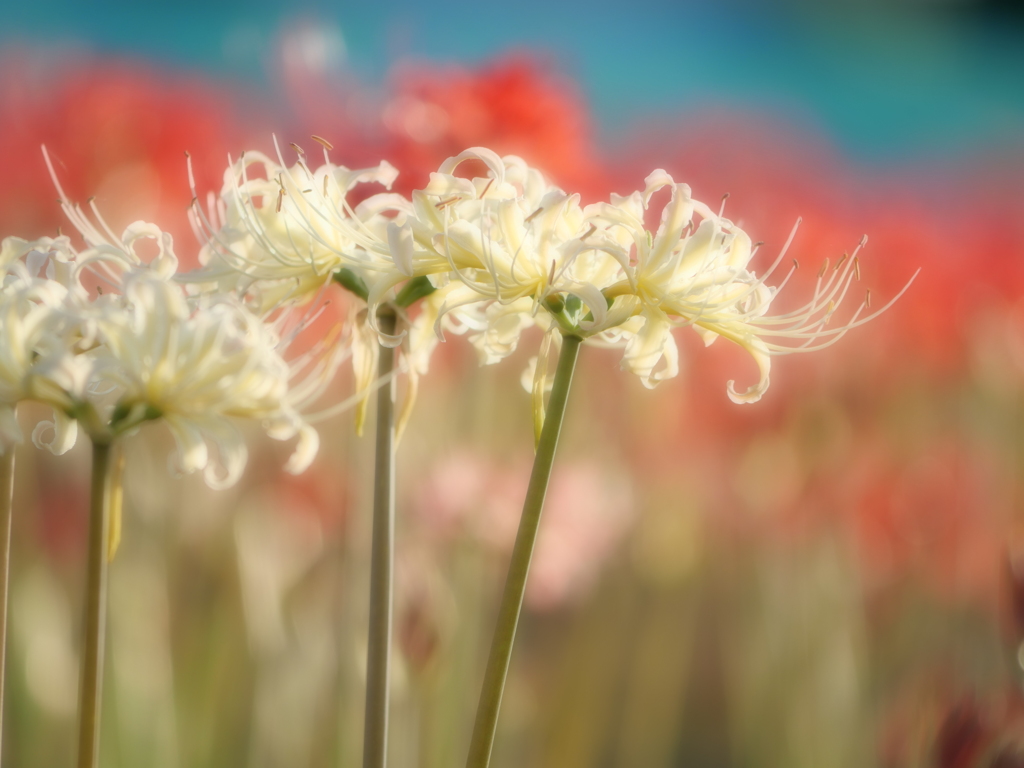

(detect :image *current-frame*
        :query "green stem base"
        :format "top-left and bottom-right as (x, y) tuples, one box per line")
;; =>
(363, 310), (397, 768)
(77, 441), (112, 768)
(0, 448), (14, 764)
(465, 334), (582, 768)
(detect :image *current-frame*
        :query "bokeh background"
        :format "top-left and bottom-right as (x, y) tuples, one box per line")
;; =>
(3, 1), (1024, 766)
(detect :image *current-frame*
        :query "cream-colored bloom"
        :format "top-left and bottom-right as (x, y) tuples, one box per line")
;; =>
(592, 170), (917, 402)
(406, 148), (640, 437)
(92, 269), (319, 488)
(0, 274), (83, 455)
(415, 151), (914, 406)
(413, 148), (623, 360)
(11, 157), (335, 485)
(189, 142), (415, 320)
(0, 235), (99, 456)
(187, 140), (465, 435)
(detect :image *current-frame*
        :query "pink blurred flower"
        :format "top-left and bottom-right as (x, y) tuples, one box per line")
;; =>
(413, 451), (634, 610)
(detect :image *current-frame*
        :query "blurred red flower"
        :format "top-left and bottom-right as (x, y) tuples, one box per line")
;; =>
(0, 51), (255, 268)
(2, 45), (1024, 610)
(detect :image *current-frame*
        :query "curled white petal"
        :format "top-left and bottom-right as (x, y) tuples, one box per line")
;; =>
(165, 416), (210, 477)
(122, 221), (179, 278)
(31, 409), (77, 456)
(622, 309), (679, 389)
(725, 334), (771, 404)
(438, 147), (506, 186)
(642, 169), (676, 206)
(331, 160), (399, 193)
(200, 420), (248, 490)
(571, 282), (610, 332)
(284, 424), (319, 475)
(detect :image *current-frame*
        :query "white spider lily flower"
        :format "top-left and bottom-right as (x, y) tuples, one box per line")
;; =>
(185, 142), (474, 438)
(92, 270), (320, 488)
(595, 169), (918, 401)
(412, 148), (624, 361)
(57, 143), (422, 445)
(185, 140), (472, 438)
(5, 153), (344, 483)
(188, 143), (426, 323)
(0, 260), (87, 455)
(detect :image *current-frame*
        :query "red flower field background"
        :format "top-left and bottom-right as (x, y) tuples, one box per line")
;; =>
(3, 33), (1024, 768)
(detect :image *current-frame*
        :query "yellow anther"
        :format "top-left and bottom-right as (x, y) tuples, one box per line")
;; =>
(311, 135), (334, 151)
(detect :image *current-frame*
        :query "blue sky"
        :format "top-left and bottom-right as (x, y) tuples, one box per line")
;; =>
(2, 0), (1022, 161)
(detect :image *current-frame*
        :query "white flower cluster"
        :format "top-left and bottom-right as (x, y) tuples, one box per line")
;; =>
(191, 141), (912, 419)
(0, 153), (330, 487)
(411, 150), (913, 403)
(0, 140), (911, 484)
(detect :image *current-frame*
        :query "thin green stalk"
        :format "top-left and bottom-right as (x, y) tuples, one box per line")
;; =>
(363, 309), (397, 768)
(0, 445), (14, 764)
(77, 440), (113, 768)
(465, 334), (582, 768)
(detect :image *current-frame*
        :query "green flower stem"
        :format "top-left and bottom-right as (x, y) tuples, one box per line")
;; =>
(77, 440), (113, 768)
(0, 445), (14, 763)
(363, 308), (398, 768)
(465, 333), (582, 768)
